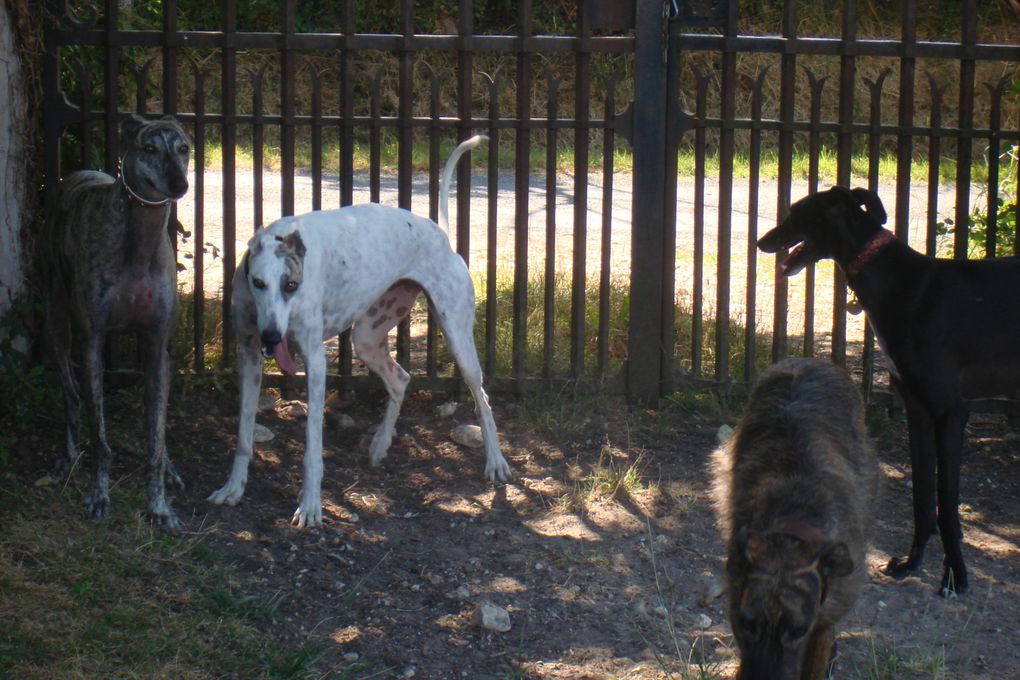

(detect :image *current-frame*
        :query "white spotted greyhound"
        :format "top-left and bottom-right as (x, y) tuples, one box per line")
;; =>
(208, 135), (510, 527)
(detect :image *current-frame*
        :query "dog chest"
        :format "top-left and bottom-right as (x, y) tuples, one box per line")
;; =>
(104, 275), (175, 328)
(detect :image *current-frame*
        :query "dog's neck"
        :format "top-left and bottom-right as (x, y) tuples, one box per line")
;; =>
(846, 229), (897, 278)
(120, 173), (172, 207)
(117, 181), (173, 269)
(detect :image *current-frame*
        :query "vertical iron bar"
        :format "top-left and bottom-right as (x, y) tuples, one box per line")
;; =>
(544, 71), (560, 383)
(772, 0), (797, 362)
(570, 0), (591, 380)
(220, 0), (237, 365)
(598, 75), (617, 379)
(456, 0), (475, 262)
(192, 63), (207, 373)
(42, 0), (64, 209)
(280, 2), (296, 218)
(659, 18), (680, 395)
(864, 69), (890, 401)
(895, 1), (916, 245)
(252, 68), (265, 231)
(954, 1), (977, 259)
(427, 68), (442, 377)
(626, 0), (669, 405)
(803, 68), (827, 359)
(743, 70), (767, 384)
(338, 0), (355, 384)
(396, 0), (415, 368)
(512, 0), (533, 386)
(926, 75), (946, 256)
(832, 0), (857, 367)
(311, 66), (323, 211)
(984, 77), (1008, 258)
(370, 71), (382, 204)
(714, 0), (738, 382)
(486, 77), (500, 377)
(103, 0), (119, 174)
(691, 67), (709, 379)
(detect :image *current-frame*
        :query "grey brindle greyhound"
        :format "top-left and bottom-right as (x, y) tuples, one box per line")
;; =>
(39, 114), (191, 529)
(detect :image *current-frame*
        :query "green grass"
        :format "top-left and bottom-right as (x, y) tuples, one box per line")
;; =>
(0, 481), (318, 679)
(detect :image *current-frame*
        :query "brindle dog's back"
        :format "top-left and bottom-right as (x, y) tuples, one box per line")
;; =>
(711, 358), (879, 680)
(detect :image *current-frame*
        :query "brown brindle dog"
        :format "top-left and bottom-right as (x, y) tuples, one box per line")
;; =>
(711, 358), (879, 680)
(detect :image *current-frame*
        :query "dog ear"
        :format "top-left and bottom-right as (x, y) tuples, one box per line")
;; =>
(281, 230), (306, 259)
(120, 114), (146, 149)
(819, 541), (854, 578)
(850, 187), (888, 225)
(241, 250), (250, 277)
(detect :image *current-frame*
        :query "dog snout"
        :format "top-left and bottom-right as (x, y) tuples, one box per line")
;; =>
(260, 329), (282, 357)
(168, 177), (189, 198)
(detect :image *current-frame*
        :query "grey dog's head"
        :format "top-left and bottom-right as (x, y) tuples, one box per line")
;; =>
(243, 223), (307, 374)
(120, 114), (191, 202)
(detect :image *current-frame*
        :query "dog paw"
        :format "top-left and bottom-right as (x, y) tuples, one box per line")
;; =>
(485, 456), (512, 483)
(939, 567), (968, 598)
(883, 555), (921, 579)
(207, 482), (245, 506)
(292, 504), (323, 529)
(368, 431), (393, 467)
(151, 509), (183, 533)
(85, 493), (111, 520)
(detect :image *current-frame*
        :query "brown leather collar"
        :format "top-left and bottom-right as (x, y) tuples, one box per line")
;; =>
(776, 519), (827, 544)
(846, 229), (896, 277)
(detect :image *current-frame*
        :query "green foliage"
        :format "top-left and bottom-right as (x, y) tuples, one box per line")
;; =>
(0, 294), (62, 463)
(936, 145), (1018, 258)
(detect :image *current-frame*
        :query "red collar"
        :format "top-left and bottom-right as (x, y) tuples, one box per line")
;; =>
(846, 229), (896, 277)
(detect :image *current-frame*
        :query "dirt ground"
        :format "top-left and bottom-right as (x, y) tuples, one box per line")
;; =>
(15, 378), (1020, 678)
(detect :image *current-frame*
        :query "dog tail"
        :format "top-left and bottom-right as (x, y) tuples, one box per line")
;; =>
(439, 134), (488, 234)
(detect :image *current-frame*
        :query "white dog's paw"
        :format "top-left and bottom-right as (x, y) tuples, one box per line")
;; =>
(368, 430), (393, 467)
(207, 480), (245, 506)
(292, 501), (323, 528)
(485, 455), (512, 483)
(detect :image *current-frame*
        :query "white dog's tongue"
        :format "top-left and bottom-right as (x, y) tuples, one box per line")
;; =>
(273, 337), (299, 375)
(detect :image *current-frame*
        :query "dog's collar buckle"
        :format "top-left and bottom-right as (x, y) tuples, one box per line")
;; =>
(847, 229), (896, 277)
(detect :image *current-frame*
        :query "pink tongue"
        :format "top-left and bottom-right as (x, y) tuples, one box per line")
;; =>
(273, 337), (300, 375)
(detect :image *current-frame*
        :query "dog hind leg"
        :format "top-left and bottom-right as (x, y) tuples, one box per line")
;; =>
(44, 287), (83, 478)
(352, 282), (420, 468)
(935, 407), (970, 597)
(428, 277), (510, 482)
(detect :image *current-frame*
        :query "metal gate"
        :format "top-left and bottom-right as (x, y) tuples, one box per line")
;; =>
(40, 1), (1020, 405)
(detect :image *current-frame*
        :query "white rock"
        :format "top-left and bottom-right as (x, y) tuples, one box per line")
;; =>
(253, 423), (275, 443)
(343, 652), (359, 663)
(697, 575), (725, 606)
(696, 613), (712, 629)
(334, 413), (357, 429)
(282, 400), (307, 417)
(436, 401), (458, 418)
(473, 601), (511, 632)
(450, 424), (484, 449)
(447, 585), (471, 600)
(716, 424), (734, 445)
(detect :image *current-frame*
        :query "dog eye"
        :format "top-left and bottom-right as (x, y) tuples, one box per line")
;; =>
(178, 144), (189, 154)
(252, 278), (267, 290)
(144, 144), (157, 154)
(283, 280), (299, 294)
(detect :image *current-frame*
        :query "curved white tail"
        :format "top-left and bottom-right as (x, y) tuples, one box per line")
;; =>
(439, 134), (488, 233)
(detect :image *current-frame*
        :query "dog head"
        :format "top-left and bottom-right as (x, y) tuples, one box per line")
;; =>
(726, 525), (853, 679)
(120, 114), (191, 202)
(243, 224), (306, 375)
(757, 186), (887, 277)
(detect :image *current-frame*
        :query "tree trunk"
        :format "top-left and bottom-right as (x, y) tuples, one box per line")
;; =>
(0, 0), (34, 345)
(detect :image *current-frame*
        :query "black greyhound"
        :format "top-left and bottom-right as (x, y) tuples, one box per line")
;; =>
(758, 185), (1020, 597)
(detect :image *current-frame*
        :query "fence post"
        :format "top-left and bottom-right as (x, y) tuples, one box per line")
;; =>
(626, 0), (670, 406)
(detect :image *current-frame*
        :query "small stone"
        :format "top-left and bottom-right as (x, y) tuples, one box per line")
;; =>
(34, 475), (57, 487)
(436, 402), (458, 418)
(282, 401), (308, 417)
(447, 585), (471, 600)
(716, 424), (734, 445)
(450, 424), (484, 449)
(333, 413), (357, 429)
(697, 575), (725, 606)
(343, 652), (359, 663)
(258, 393), (278, 412)
(473, 601), (511, 632)
(696, 613), (712, 629)
(402, 665), (416, 678)
(253, 423), (275, 443)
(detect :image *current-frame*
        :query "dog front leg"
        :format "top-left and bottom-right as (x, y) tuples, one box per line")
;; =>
(935, 407), (970, 597)
(208, 335), (262, 506)
(82, 337), (113, 519)
(143, 332), (181, 530)
(885, 386), (937, 579)
(293, 342), (326, 528)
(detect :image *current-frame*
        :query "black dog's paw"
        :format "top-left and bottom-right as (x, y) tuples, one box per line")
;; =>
(151, 509), (183, 533)
(938, 566), (968, 598)
(884, 554), (921, 578)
